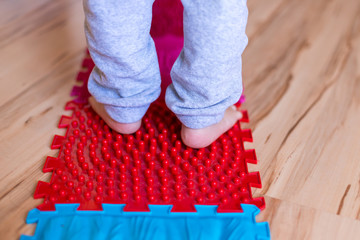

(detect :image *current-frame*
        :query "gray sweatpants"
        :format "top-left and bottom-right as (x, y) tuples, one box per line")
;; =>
(84, 0), (248, 129)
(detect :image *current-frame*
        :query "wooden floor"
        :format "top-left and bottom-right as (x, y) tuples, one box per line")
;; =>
(1, 0), (360, 239)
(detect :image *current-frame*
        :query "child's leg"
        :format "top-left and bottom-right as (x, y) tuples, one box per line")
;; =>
(84, 0), (161, 134)
(166, 0), (248, 148)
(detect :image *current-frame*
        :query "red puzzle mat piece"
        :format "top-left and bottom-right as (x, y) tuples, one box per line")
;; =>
(35, 0), (264, 212)
(35, 52), (265, 213)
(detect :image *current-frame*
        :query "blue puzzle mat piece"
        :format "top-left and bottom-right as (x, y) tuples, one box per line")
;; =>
(21, 204), (270, 240)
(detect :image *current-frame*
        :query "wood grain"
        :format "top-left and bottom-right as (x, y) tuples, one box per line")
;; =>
(1, 0), (359, 239)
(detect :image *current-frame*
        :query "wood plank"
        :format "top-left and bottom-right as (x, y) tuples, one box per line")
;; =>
(244, 0), (360, 219)
(0, 0), (85, 107)
(258, 196), (360, 239)
(0, 0), (85, 238)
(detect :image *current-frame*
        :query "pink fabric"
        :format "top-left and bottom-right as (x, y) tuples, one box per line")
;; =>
(151, 0), (184, 99)
(150, 0), (184, 38)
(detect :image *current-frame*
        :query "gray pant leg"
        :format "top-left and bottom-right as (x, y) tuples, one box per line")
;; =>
(166, 0), (248, 129)
(84, 0), (161, 123)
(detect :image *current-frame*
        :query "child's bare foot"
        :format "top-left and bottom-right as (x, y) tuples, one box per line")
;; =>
(89, 97), (141, 134)
(181, 106), (242, 148)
